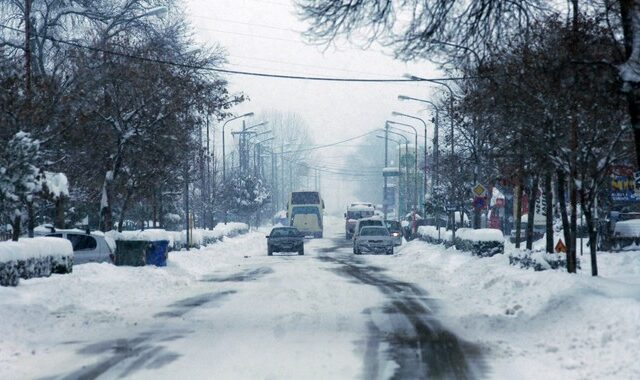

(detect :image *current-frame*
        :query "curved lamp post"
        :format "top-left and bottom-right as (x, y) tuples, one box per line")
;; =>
(222, 112), (254, 182)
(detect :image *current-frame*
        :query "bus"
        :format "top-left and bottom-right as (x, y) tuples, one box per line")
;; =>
(287, 191), (324, 238)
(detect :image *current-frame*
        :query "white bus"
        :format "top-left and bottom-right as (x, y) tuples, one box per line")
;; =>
(287, 191), (324, 238)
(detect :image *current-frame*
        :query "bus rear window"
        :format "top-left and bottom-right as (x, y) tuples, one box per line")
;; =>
(291, 192), (320, 204)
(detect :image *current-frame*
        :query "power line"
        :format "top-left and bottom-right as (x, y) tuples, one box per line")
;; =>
(0, 23), (476, 83)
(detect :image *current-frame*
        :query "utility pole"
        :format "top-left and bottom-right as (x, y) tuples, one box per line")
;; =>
(383, 122), (389, 220)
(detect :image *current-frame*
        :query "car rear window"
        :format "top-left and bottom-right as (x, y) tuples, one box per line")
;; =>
(67, 234), (97, 251)
(271, 229), (300, 237)
(360, 227), (388, 236)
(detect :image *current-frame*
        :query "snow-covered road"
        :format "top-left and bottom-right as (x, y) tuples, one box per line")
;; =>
(1, 218), (639, 379)
(0, 221), (484, 379)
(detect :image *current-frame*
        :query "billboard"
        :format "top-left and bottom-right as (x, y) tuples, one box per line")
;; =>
(610, 166), (640, 202)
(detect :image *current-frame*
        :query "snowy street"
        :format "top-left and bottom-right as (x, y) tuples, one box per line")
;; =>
(2, 218), (639, 379)
(0, 219), (483, 379)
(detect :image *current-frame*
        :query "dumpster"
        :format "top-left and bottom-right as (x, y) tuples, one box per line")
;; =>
(146, 240), (169, 267)
(115, 240), (149, 266)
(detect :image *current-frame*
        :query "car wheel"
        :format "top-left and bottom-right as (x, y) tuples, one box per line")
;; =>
(268, 247), (273, 256)
(386, 247), (394, 255)
(298, 248), (304, 255)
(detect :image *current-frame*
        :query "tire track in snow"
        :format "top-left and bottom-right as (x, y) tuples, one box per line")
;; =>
(317, 238), (487, 380)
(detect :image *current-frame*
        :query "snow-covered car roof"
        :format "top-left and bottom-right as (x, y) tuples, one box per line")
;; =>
(614, 219), (640, 237)
(347, 204), (375, 211)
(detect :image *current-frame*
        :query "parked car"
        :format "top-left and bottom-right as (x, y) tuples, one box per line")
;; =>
(266, 227), (305, 256)
(354, 226), (394, 255)
(43, 229), (115, 264)
(384, 220), (403, 246)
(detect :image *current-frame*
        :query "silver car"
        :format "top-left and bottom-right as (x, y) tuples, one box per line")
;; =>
(354, 226), (394, 255)
(45, 230), (115, 264)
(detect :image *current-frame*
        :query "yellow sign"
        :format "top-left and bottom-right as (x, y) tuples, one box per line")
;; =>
(472, 184), (487, 197)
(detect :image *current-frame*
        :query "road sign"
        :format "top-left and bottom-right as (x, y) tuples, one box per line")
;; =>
(472, 196), (486, 209)
(472, 183), (487, 197)
(555, 239), (567, 253)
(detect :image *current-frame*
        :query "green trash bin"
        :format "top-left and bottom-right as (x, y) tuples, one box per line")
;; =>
(115, 240), (150, 266)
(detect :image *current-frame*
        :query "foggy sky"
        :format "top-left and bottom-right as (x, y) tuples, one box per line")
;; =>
(185, 0), (441, 214)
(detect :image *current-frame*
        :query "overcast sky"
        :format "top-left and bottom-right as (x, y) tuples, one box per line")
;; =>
(184, 0), (442, 213)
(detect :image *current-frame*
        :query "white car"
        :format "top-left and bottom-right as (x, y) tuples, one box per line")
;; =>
(354, 226), (394, 255)
(38, 228), (115, 264)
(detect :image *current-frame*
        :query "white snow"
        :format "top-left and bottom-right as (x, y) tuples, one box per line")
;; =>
(455, 227), (504, 242)
(0, 218), (638, 379)
(417, 225), (451, 241)
(366, 242), (640, 379)
(0, 237), (72, 262)
(613, 219), (640, 237)
(42, 171), (69, 199)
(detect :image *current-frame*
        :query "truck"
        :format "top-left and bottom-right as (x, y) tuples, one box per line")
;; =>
(344, 202), (375, 239)
(287, 191), (324, 238)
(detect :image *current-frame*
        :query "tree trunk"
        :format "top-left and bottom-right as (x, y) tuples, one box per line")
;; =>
(557, 170), (572, 261)
(545, 173), (554, 253)
(117, 189), (133, 233)
(526, 176), (539, 250)
(11, 214), (21, 241)
(152, 190), (157, 228)
(581, 200), (598, 276)
(54, 197), (65, 229)
(515, 181), (523, 248)
(27, 201), (35, 238)
(618, 0), (640, 167)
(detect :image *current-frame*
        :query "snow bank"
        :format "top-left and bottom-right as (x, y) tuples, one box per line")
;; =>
(456, 228), (504, 242)
(417, 225), (451, 243)
(106, 223), (249, 251)
(373, 243), (640, 379)
(0, 237), (73, 286)
(0, 237), (72, 261)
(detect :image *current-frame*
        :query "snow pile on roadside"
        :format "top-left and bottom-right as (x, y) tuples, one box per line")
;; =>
(0, 237), (72, 262)
(105, 223), (249, 250)
(455, 227), (504, 242)
(379, 242), (640, 379)
(417, 225), (451, 242)
(0, 237), (73, 286)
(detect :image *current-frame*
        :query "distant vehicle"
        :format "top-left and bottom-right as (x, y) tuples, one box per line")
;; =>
(509, 214), (545, 244)
(41, 228), (115, 264)
(344, 202), (375, 239)
(273, 210), (288, 226)
(352, 218), (385, 253)
(601, 212), (640, 251)
(353, 226), (394, 255)
(384, 220), (403, 246)
(266, 227), (304, 256)
(287, 191), (324, 238)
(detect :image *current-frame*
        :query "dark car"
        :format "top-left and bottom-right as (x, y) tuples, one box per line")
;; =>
(266, 227), (305, 256)
(384, 220), (403, 246)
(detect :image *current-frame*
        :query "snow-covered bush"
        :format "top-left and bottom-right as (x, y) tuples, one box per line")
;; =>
(0, 237), (73, 286)
(107, 222), (250, 252)
(454, 228), (505, 257)
(417, 225), (452, 245)
(508, 250), (579, 271)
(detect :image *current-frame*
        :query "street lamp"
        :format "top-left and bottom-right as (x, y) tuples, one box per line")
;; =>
(398, 95), (440, 200)
(405, 74), (458, 238)
(222, 112), (254, 182)
(387, 117), (419, 212)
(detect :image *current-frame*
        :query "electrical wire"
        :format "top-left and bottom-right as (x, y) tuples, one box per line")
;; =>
(0, 23), (478, 83)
